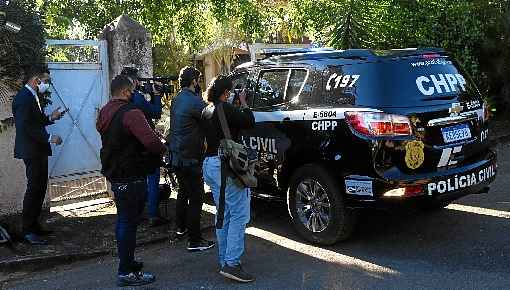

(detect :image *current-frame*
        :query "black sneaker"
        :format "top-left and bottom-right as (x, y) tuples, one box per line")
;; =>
(117, 271), (156, 287)
(220, 265), (254, 283)
(187, 238), (215, 252)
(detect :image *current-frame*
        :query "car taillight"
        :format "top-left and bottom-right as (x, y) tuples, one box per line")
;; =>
(344, 111), (412, 137)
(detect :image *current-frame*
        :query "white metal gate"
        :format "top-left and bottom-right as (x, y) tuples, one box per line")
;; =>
(45, 39), (109, 203)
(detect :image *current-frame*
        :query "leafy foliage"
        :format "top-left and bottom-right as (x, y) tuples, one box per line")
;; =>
(289, 0), (510, 114)
(0, 0), (47, 134)
(39, 0), (510, 114)
(0, 0), (46, 90)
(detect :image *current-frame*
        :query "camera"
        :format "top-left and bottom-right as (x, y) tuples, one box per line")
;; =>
(0, 1), (21, 33)
(137, 77), (176, 95)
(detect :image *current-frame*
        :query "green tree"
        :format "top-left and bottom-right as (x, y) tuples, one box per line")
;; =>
(1, 0), (46, 89)
(0, 0), (47, 133)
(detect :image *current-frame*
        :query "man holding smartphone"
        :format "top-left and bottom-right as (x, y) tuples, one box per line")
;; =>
(12, 67), (65, 245)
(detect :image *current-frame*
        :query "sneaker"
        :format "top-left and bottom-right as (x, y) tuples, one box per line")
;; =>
(219, 265), (254, 283)
(117, 271), (156, 287)
(176, 228), (188, 238)
(187, 238), (215, 252)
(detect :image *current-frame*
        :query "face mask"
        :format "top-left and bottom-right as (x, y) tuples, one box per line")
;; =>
(37, 82), (50, 93)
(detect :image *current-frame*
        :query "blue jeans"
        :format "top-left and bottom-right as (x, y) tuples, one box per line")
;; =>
(146, 167), (161, 218)
(203, 156), (250, 267)
(111, 179), (147, 275)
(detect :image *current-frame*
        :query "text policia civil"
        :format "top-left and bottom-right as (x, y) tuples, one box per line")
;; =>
(427, 164), (496, 195)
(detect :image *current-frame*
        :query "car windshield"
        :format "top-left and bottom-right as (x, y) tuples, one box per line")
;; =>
(322, 55), (481, 108)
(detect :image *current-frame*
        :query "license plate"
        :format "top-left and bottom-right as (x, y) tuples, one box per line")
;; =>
(441, 123), (472, 143)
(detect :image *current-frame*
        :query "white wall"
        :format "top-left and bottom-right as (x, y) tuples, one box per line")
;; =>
(0, 124), (26, 217)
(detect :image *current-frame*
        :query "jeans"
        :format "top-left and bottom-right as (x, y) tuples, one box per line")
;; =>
(146, 167), (161, 218)
(174, 164), (205, 243)
(111, 179), (147, 275)
(203, 156), (250, 267)
(22, 157), (48, 234)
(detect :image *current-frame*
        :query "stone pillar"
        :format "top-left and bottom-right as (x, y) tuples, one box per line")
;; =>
(99, 14), (153, 80)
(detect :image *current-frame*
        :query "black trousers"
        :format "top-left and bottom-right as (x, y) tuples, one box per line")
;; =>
(22, 157), (48, 234)
(174, 164), (205, 243)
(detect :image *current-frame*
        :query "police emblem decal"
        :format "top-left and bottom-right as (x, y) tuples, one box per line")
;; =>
(405, 140), (425, 169)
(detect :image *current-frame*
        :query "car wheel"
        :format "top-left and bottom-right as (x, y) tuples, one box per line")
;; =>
(287, 164), (357, 245)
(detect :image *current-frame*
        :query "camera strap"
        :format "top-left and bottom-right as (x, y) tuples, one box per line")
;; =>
(216, 102), (230, 229)
(216, 159), (228, 229)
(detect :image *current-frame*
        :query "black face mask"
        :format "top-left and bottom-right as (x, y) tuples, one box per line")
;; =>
(194, 83), (201, 95)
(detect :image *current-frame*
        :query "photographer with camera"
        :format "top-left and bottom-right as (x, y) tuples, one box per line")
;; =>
(121, 67), (167, 227)
(202, 75), (255, 283)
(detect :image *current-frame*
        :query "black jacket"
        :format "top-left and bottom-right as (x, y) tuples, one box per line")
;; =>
(12, 86), (53, 159)
(167, 88), (207, 162)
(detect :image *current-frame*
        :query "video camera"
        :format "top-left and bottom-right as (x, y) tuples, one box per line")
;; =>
(137, 76), (177, 95)
(0, 0), (21, 33)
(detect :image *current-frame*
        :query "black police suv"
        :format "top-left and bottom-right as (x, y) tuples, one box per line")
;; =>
(229, 48), (496, 245)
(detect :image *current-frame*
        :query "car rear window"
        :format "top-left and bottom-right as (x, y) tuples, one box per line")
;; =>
(321, 55), (482, 108)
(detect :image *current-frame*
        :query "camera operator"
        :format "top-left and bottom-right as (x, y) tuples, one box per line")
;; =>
(121, 67), (167, 227)
(167, 66), (215, 251)
(97, 75), (166, 287)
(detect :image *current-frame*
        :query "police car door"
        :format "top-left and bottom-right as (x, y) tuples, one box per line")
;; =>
(243, 68), (309, 194)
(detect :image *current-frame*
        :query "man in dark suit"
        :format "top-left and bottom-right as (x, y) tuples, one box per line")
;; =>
(12, 67), (65, 245)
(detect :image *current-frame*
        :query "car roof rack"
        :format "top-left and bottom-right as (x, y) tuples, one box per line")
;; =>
(260, 47), (447, 63)
(260, 47), (336, 59)
(384, 47), (446, 56)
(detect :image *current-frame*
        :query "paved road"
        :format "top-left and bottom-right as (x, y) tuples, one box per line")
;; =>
(4, 143), (510, 290)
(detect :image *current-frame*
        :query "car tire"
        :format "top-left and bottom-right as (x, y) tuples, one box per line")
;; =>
(287, 164), (357, 245)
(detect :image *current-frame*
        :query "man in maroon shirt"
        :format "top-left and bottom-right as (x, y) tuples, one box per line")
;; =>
(97, 75), (166, 287)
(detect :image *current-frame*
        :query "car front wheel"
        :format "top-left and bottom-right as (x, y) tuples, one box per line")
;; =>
(287, 164), (357, 245)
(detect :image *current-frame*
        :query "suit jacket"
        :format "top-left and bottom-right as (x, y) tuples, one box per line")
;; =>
(12, 86), (53, 159)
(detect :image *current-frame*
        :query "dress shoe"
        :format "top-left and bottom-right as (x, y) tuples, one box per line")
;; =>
(24, 233), (48, 245)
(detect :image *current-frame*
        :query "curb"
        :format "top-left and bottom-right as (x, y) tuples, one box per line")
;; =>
(0, 233), (169, 273)
(0, 250), (109, 273)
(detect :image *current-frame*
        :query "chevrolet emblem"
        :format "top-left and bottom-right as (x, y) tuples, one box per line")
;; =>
(449, 102), (463, 116)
